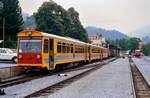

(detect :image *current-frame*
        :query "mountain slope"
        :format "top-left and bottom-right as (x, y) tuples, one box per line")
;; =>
(131, 25), (150, 43)
(22, 12), (29, 21)
(86, 26), (128, 40)
(142, 36), (150, 43)
(132, 25), (150, 38)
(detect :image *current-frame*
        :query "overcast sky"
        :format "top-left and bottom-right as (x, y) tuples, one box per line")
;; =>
(19, 0), (150, 34)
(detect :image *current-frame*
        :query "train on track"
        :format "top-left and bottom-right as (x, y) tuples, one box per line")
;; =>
(17, 30), (120, 71)
(133, 50), (141, 57)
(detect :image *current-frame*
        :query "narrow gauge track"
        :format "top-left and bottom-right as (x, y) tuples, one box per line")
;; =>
(23, 58), (116, 98)
(129, 58), (150, 98)
(0, 73), (50, 88)
(0, 58), (115, 89)
(0, 63), (95, 89)
(0, 61), (102, 88)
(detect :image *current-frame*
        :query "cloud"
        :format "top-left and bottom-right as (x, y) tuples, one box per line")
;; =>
(19, 0), (150, 34)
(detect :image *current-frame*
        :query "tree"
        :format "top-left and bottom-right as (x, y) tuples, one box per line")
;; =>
(126, 37), (140, 51)
(34, 1), (66, 36)
(143, 43), (150, 56)
(106, 40), (116, 46)
(0, 0), (23, 48)
(106, 37), (140, 53)
(118, 39), (128, 50)
(34, 1), (88, 42)
(0, 1), (3, 14)
(67, 7), (88, 42)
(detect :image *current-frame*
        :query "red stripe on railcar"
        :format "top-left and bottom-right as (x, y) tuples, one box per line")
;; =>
(18, 53), (42, 64)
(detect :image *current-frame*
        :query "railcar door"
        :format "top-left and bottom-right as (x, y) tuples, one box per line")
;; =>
(49, 39), (54, 70)
(43, 38), (50, 69)
(88, 46), (91, 62)
(100, 48), (103, 60)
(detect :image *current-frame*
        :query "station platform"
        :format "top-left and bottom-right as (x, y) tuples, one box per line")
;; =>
(0, 62), (16, 69)
(144, 56), (150, 61)
(132, 58), (150, 86)
(47, 58), (134, 98)
(0, 62), (23, 80)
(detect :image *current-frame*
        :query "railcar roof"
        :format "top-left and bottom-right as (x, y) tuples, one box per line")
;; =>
(42, 32), (87, 45)
(42, 32), (104, 48)
(18, 30), (105, 48)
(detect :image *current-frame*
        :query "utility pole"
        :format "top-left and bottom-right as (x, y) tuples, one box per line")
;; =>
(0, 1), (3, 10)
(0, 1), (4, 47)
(3, 18), (5, 48)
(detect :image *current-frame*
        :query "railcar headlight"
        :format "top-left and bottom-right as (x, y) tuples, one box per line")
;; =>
(18, 54), (22, 59)
(37, 54), (41, 59)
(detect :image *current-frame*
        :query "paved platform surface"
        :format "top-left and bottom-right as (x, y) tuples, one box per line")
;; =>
(0, 61), (16, 68)
(132, 57), (150, 86)
(47, 58), (134, 98)
(143, 56), (150, 61)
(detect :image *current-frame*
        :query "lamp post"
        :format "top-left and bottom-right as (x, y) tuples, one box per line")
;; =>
(0, 1), (5, 48)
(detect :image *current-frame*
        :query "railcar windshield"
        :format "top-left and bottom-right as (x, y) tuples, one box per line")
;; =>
(19, 39), (42, 53)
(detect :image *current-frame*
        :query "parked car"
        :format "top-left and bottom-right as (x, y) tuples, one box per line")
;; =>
(0, 48), (17, 63)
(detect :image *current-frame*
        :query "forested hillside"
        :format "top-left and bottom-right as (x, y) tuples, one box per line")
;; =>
(86, 26), (128, 40)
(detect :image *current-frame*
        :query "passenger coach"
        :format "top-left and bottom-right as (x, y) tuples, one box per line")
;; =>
(17, 30), (109, 70)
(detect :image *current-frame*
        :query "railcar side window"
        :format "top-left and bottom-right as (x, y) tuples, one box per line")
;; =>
(62, 43), (65, 53)
(44, 39), (48, 53)
(75, 45), (78, 53)
(71, 44), (73, 53)
(65, 43), (67, 53)
(92, 48), (100, 53)
(78, 47), (80, 53)
(83, 48), (85, 53)
(79, 47), (81, 53)
(50, 39), (53, 51)
(57, 42), (62, 53)
(67, 44), (70, 53)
